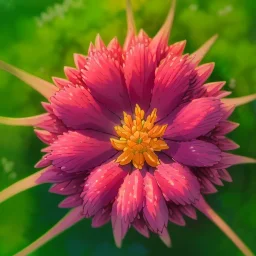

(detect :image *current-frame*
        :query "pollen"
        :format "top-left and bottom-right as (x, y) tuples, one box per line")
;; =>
(110, 104), (169, 169)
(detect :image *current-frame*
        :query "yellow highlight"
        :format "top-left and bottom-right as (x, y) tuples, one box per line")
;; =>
(110, 104), (169, 169)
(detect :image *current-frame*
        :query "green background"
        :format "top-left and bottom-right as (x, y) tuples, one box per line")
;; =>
(0, 0), (255, 255)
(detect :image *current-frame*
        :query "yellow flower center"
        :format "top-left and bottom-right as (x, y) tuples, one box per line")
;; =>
(110, 104), (169, 169)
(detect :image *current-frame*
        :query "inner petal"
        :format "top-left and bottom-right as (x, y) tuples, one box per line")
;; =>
(110, 104), (169, 169)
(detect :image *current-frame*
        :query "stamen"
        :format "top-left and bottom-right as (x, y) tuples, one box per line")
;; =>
(0, 60), (57, 99)
(196, 197), (254, 256)
(14, 206), (84, 256)
(0, 169), (46, 205)
(222, 94), (256, 106)
(191, 35), (218, 65)
(111, 105), (168, 169)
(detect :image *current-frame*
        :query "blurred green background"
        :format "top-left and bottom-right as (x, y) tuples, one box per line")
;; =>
(0, 0), (255, 255)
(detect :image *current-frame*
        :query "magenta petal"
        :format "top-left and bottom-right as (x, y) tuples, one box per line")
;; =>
(92, 206), (111, 228)
(178, 205), (197, 220)
(51, 85), (119, 134)
(47, 130), (116, 173)
(213, 136), (239, 151)
(34, 129), (57, 145)
(199, 176), (218, 194)
(49, 176), (84, 195)
(213, 121), (239, 135)
(163, 98), (222, 140)
(58, 194), (83, 208)
(217, 169), (232, 182)
(124, 33), (156, 110)
(166, 140), (221, 167)
(154, 155), (200, 205)
(168, 205), (186, 226)
(150, 54), (194, 120)
(143, 172), (168, 234)
(82, 160), (129, 217)
(82, 48), (130, 117)
(113, 169), (144, 223)
(132, 216), (150, 238)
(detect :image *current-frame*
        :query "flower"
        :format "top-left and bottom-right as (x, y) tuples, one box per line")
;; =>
(0, 0), (256, 255)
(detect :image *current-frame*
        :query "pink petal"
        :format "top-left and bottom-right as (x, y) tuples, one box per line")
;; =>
(107, 37), (123, 64)
(34, 129), (57, 145)
(166, 140), (221, 167)
(178, 205), (197, 220)
(51, 85), (119, 134)
(166, 40), (186, 57)
(217, 169), (232, 182)
(73, 54), (87, 70)
(132, 216), (150, 238)
(41, 102), (54, 114)
(143, 172), (168, 233)
(49, 176), (84, 195)
(112, 169), (144, 223)
(64, 66), (83, 85)
(163, 98), (223, 140)
(35, 154), (52, 168)
(111, 169), (144, 247)
(47, 130), (116, 173)
(92, 206), (111, 228)
(213, 136), (239, 151)
(82, 160), (129, 217)
(124, 32), (156, 110)
(182, 63), (215, 102)
(159, 228), (171, 247)
(52, 77), (74, 89)
(168, 205), (186, 226)
(205, 81), (226, 97)
(213, 121), (239, 135)
(36, 166), (78, 184)
(58, 194), (83, 208)
(195, 168), (223, 186)
(154, 155), (200, 205)
(82, 48), (130, 117)
(150, 54), (194, 120)
(198, 176), (217, 194)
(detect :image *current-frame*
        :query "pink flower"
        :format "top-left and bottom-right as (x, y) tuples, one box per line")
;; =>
(0, 1), (256, 255)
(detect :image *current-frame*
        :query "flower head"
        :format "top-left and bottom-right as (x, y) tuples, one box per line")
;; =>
(0, 0), (256, 255)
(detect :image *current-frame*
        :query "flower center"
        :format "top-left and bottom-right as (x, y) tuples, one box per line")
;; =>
(110, 104), (169, 169)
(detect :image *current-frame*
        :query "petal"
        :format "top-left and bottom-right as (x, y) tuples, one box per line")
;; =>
(64, 66), (83, 85)
(205, 81), (226, 97)
(47, 130), (116, 173)
(82, 48), (130, 117)
(132, 216), (150, 238)
(52, 77), (74, 89)
(92, 206), (111, 228)
(82, 160), (129, 217)
(213, 121), (239, 135)
(150, 54), (194, 120)
(73, 53), (87, 70)
(222, 94), (256, 106)
(166, 40), (186, 56)
(159, 228), (171, 247)
(143, 172), (168, 233)
(111, 169), (144, 247)
(168, 205), (186, 226)
(51, 85), (119, 134)
(124, 31), (156, 110)
(107, 37), (123, 64)
(217, 169), (232, 182)
(58, 194), (83, 208)
(182, 63), (215, 102)
(34, 129), (57, 145)
(198, 176), (217, 194)
(163, 98), (223, 140)
(178, 205), (197, 220)
(0, 60), (57, 99)
(49, 175), (84, 195)
(166, 140), (221, 167)
(154, 155), (200, 205)
(213, 136), (239, 151)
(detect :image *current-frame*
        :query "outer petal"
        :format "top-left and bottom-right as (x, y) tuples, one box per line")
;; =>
(132, 216), (150, 238)
(82, 49), (130, 116)
(51, 85), (119, 134)
(162, 98), (223, 140)
(150, 54), (194, 120)
(166, 140), (221, 167)
(124, 32), (156, 110)
(82, 160), (129, 217)
(58, 194), (83, 208)
(168, 205), (186, 226)
(143, 172), (168, 233)
(154, 155), (200, 205)
(47, 130), (116, 173)
(92, 206), (111, 228)
(111, 169), (144, 247)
